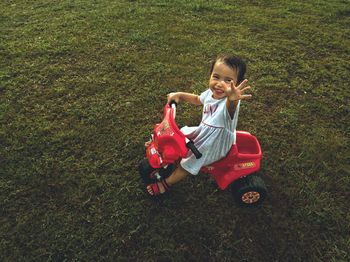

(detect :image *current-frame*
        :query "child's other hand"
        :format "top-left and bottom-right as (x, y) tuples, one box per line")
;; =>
(167, 92), (181, 104)
(224, 79), (252, 101)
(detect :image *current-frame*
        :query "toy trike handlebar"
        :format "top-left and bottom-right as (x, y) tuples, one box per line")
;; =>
(168, 100), (202, 159)
(186, 140), (202, 159)
(146, 101), (202, 168)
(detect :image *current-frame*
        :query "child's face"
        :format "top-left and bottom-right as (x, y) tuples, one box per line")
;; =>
(209, 61), (238, 100)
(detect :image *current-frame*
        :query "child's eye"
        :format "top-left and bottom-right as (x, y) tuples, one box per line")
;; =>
(225, 79), (232, 84)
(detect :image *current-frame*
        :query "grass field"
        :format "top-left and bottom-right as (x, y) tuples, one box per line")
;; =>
(1, 0), (349, 261)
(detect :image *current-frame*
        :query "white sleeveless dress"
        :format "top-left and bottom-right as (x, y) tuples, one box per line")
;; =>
(180, 89), (241, 175)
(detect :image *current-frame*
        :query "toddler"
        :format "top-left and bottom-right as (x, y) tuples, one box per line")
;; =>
(147, 55), (252, 196)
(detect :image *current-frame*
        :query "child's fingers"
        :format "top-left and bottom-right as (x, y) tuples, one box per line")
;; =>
(241, 86), (251, 93)
(238, 79), (248, 89)
(167, 92), (178, 103)
(242, 94), (252, 100)
(223, 81), (231, 91)
(230, 80), (239, 90)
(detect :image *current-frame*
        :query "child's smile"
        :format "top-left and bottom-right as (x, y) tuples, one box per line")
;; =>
(212, 87), (225, 96)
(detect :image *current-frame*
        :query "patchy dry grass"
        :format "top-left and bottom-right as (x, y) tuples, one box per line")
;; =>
(1, 0), (349, 261)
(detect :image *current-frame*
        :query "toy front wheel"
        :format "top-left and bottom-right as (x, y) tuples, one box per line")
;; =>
(230, 174), (267, 207)
(138, 159), (175, 185)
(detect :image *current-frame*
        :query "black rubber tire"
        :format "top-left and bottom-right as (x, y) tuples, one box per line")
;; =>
(230, 174), (267, 208)
(138, 159), (156, 184)
(138, 159), (176, 185)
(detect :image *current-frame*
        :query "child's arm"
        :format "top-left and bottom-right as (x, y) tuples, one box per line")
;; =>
(167, 92), (202, 106)
(224, 79), (252, 119)
(226, 100), (240, 119)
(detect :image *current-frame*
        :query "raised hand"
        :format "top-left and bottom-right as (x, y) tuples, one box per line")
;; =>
(223, 79), (252, 101)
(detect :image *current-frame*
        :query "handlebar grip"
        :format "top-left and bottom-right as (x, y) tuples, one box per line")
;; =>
(169, 100), (177, 107)
(186, 141), (202, 159)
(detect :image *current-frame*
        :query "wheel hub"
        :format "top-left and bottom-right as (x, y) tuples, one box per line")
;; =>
(241, 191), (260, 204)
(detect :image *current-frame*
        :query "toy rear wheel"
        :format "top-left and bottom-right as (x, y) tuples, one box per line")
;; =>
(230, 173), (267, 207)
(138, 159), (175, 184)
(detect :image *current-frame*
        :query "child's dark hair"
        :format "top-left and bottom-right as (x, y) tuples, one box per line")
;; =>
(210, 55), (246, 84)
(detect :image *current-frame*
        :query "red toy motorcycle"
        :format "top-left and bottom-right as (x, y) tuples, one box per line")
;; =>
(139, 102), (267, 207)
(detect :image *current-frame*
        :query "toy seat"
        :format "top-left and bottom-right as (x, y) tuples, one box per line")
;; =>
(203, 131), (262, 190)
(236, 131), (261, 158)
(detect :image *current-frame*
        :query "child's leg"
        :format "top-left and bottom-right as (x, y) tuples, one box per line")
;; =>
(147, 165), (189, 194)
(166, 165), (189, 185)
